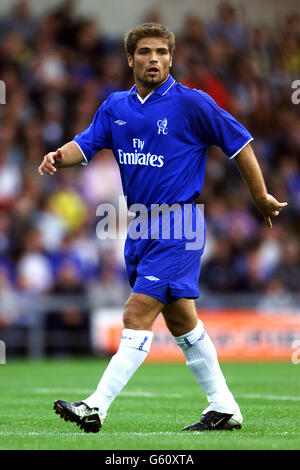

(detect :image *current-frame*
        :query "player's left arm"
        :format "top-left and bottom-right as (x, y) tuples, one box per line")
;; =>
(234, 143), (288, 228)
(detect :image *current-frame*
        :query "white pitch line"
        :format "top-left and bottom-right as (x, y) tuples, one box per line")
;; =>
(0, 431), (296, 438)
(237, 394), (300, 401)
(124, 431), (297, 436)
(121, 391), (182, 398)
(0, 431), (195, 437)
(33, 388), (182, 398)
(117, 432), (187, 436)
(34, 388), (92, 395)
(0, 431), (85, 436)
(33, 389), (300, 401)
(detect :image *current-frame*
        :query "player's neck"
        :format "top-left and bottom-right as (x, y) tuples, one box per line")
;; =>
(135, 75), (169, 99)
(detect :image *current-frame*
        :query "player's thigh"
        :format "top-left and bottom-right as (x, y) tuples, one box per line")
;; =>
(123, 292), (164, 330)
(162, 298), (198, 336)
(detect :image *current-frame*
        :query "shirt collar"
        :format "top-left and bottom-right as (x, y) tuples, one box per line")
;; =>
(129, 74), (175, 97)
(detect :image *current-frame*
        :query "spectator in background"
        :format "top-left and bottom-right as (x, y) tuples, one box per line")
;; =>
(273, 238), (300, 293)
(181, 14), (208, 60)
(0, 0), (38, 42)
(0, 267), (17, 327)
(78, 149), (123, 206)
(45, 259), (90, 356)
(16, 227), (53, 294)
(48, 170), (87, 232)
(0, 124), (22, 206)
(257, 277), (297, 313)
(201, 238), (244, 292)
(182, 57), (232, 110)
(208, 1), (248, 50)
(33, 198), (68, 252)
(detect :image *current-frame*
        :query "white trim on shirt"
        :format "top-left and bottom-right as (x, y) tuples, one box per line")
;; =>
(135, 78), (176, 104)
(161, 79), (176, 96)
(73, 141), (89, 166)
(229, 137), (254, 159)
(136, 92), (154, 104)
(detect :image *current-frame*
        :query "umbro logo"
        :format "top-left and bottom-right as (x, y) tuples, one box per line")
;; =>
(114, 120), (127, 126)
(145, 276), (160, 281)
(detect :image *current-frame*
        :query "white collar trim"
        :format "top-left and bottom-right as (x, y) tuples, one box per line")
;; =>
(161, 79), (176, 95)
(135, 78), (175, 104)
(136, 92), (154, 104)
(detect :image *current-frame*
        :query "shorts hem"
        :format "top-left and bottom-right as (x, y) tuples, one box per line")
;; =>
(169, 289), (199, 299)
(132, 288), (167, 305)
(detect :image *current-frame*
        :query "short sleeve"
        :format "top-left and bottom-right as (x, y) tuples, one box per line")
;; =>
(72, 100), (112, 165)
(186, 89), (253, 159)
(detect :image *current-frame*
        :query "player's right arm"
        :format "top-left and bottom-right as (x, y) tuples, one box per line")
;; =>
(38, 141), (84, 176)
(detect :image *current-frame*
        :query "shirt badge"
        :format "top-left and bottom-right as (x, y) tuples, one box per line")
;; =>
(157, 118), (168, 135)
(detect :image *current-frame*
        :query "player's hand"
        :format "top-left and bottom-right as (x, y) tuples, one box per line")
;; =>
(255, 193), (288, 229)
(38, 148), (63, 176)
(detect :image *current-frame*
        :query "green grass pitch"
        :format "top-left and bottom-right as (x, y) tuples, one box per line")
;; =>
(0, 359), (299, 450)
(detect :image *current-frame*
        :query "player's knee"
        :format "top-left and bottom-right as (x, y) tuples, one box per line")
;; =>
(123, 312), (151, 330)
(123, 310), (140, 329)
(123, 298), (152, 330)
(123, 304), (144, 330)
(123, 293), (162, 330)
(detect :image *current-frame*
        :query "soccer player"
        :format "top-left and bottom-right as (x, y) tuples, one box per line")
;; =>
(38, 23), (287, 433)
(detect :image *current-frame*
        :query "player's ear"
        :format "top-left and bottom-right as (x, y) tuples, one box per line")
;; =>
(127, 54), (134, 68)
(169, 56), (173, 68)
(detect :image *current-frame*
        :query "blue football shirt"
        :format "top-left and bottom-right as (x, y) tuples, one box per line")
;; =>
(73, 74), (253, 209)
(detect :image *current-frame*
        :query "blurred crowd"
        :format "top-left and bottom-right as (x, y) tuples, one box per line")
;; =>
(0, 0), (300, 330)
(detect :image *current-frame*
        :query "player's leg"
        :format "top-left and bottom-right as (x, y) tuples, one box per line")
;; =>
(83, 292), (163, 411)
(54, 293), (164, 432)
(162, 298), (242, 431)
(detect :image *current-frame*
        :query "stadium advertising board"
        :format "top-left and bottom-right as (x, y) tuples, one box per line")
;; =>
(91, 309), (300, 361)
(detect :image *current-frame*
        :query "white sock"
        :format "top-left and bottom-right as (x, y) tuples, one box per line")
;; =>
(83, 328), (153, 420)
(174, 320), (239, 413)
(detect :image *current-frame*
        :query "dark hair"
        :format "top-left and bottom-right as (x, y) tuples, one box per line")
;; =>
(124, 23), (175, 56)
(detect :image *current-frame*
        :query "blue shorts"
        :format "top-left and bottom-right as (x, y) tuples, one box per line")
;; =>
(124, 203), (206, 305)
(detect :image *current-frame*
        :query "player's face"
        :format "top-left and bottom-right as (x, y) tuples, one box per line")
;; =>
(128, 37), (173, 91)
